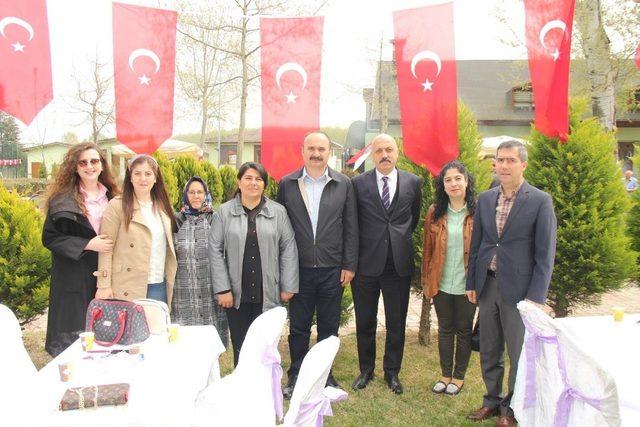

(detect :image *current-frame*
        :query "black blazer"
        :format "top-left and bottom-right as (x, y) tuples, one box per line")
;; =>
(352, 168), (422, 277)
(277, 167), (358, 271)
(465, 181), (557, 305)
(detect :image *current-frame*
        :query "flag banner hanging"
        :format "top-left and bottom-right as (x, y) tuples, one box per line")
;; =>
(635, 42), (640, 70)
(0, 0), (53, 125)
(261, 16), (323, 181)
(393, 3), (458, 176)
(113, 2), (177, 154)
(524, 0), (575, 141)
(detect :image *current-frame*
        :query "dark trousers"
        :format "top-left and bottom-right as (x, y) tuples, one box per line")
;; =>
(351, 271), (411, 376)
(432, 290), (477, 379)
(478, 275), (525, 416)
(288, 266), (343, 376)
(226, 302), (262, 367)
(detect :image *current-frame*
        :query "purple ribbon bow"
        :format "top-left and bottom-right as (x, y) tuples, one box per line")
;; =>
(552, 347), (602, 427)
(261, 348), (284, 421)
(554, 386), (602, 427)
(522, 317), (559, 409)
(295, 389), (347, 427)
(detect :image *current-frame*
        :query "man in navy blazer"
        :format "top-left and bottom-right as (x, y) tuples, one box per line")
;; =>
(350, 134), (422, 395)
(466, 140), (557, 427)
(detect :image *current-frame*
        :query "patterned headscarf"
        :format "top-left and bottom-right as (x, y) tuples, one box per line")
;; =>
(181, 176), (212, 215)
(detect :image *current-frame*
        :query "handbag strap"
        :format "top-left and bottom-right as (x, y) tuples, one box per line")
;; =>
(88, 307), (127, 347)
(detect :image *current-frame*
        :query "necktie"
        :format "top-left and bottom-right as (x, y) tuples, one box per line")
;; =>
(381, 176), (390, 210)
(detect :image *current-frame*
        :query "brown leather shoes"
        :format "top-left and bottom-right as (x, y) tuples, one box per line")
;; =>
(466, 406), (499, 422)
(495, 414), (516, 427)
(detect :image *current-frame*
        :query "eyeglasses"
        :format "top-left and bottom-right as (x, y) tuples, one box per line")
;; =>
(78, 158), (101, 168)
(187, 191), (205, 196)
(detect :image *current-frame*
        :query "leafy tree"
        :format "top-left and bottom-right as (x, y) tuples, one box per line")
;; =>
(200, 161), (224, 206)
(0, 182), (50, 323)
(526, 100), (636, 317)
(397, 102), (491, 345)
(219, 165), (237, 202)
(152, 151), (179, 209)
(0, 112), (26, 178)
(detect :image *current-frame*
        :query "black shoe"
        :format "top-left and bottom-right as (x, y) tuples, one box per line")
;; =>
(351, 372), (374, 390)
(283, 374), (297, 400)
(384, 373), (403, 395)
(326, 372), (341, 389)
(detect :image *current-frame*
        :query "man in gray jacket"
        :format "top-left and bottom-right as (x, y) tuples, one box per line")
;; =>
(277, 131), (358, 398)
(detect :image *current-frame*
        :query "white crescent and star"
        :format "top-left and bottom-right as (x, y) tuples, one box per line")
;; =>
(128, 48), (161, 86)
(0, 16), (34, 53)
(275, 62), (308, 103)
(410, 50), (442, 92)
(539, 19), (567, 61)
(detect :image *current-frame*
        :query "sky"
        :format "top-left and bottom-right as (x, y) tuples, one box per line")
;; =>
(15, 0), (528, 146)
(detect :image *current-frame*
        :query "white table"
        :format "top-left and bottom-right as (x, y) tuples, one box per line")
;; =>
(556, 314), (640, 425)
(31, 325), (225, 427)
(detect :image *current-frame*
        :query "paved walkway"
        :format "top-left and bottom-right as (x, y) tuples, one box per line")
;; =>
(339, 283), (640, 335)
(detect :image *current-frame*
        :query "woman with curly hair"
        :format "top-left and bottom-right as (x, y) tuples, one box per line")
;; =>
(42, 142), (119, 356)
(422, 160), (477, 396)
(95, 154), (177, 305)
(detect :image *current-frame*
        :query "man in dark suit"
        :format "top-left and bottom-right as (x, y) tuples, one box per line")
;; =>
(465, 140), (557, 427)
(350, 133), (422, 395)
(277, 131), (358, 398)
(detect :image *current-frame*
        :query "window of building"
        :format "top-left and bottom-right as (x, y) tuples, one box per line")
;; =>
(511, 83), (534, 111)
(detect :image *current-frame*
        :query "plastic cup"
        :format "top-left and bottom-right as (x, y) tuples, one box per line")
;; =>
(58, 361), (73, 382)
(79, 332), (95, 351)
(168, 323), (180, 343)
(612, 307), (625, 322)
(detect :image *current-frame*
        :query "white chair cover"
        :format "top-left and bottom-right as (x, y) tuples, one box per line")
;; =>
(513, 300), (564, 426)
(512, 301), (621, 427)
(0, 304), (40, 424)
(194, 306), (287, 427)
(282, 336), (347, 427)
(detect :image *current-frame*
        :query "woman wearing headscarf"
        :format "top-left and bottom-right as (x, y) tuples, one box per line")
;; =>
(172, 176), (229, 347)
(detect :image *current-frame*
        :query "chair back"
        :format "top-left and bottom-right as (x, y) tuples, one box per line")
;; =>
(283, 336), (347, 427)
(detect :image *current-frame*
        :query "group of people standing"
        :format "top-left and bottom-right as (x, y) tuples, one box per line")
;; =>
(42, 132), (556, 427)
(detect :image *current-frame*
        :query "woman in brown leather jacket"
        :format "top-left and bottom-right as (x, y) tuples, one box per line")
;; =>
(422, 160), (477, 395)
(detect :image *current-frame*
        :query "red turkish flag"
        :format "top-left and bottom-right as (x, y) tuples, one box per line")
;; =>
(524, 0), (575, 141)
(635, 43), (640, 70)
(113, 3), (177, 154)
(261, 17), (323, 181)
(0, 0), (52, 125)
(393, 4), (458, 176)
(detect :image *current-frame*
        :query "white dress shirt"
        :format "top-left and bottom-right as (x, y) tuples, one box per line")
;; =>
(139, 201), (167, 284)
(376, 168), (398, 205)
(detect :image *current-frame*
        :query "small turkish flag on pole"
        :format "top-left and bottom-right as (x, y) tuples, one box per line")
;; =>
(260, 17), (324, 181)
(0, 0), (53, 125)
(393, 3), (458, 176)
(113, 2), (177, 154)
(524, 0), (575, 141)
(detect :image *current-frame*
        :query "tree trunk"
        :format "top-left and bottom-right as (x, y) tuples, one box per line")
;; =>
(577, 0), (616, 131)
(236, 13), (249, 169)
(418, 295), (432, 346)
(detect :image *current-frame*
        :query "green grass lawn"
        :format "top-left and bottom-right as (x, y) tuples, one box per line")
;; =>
(24, 330), (498, 426)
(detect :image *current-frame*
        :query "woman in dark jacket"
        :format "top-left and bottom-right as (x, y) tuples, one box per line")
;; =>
(42, 142), (118, 356)
(173, 176), (229, 347)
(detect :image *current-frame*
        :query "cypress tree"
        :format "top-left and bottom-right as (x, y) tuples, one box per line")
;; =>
(526, 100), (636, 317)
(0, 182), (50, 323)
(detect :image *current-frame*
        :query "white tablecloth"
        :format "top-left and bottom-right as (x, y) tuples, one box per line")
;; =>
(556, 314), (640, 425)
(27, 325), (225, 427)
